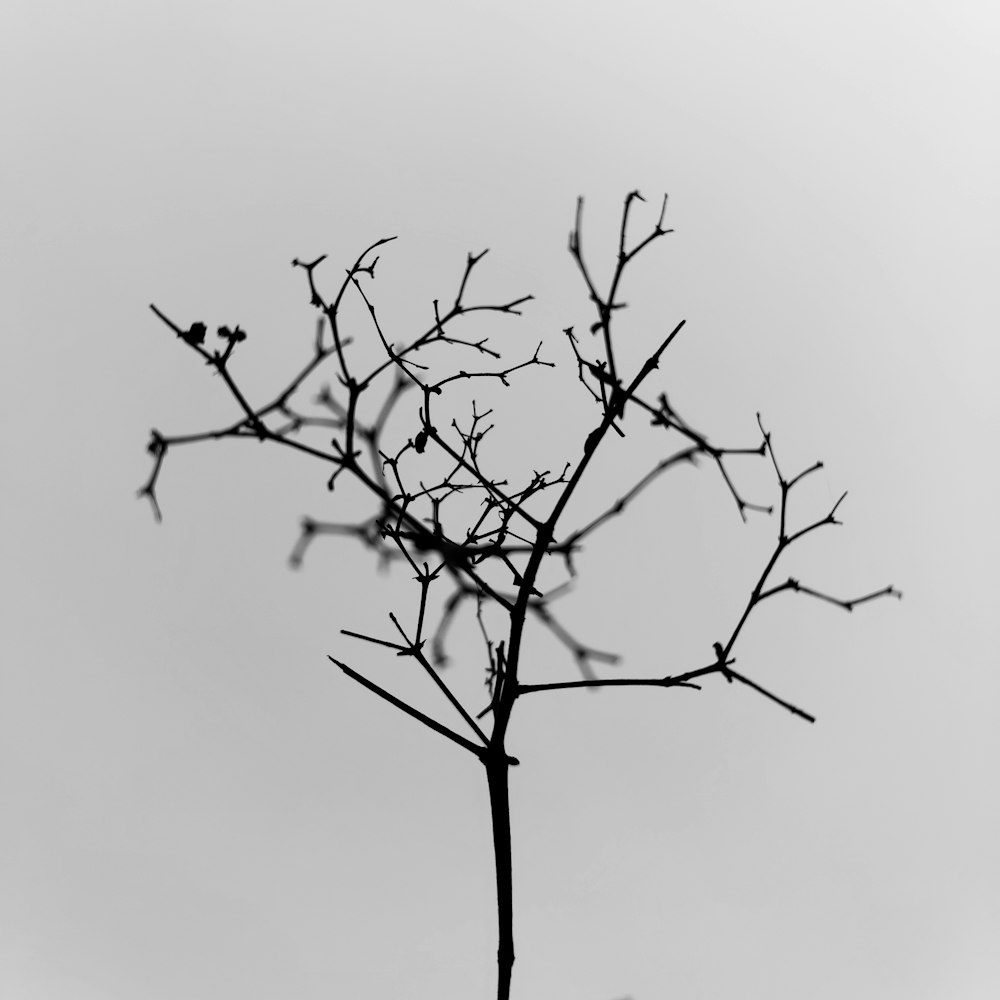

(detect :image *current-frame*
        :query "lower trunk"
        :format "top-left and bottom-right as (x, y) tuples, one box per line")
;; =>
(486, 759), (514, 1000)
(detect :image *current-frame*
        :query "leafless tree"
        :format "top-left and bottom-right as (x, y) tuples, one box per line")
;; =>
(140, 192), (900, 999)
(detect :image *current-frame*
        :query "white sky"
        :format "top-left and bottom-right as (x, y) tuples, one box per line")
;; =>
(2, 2), (998, 998)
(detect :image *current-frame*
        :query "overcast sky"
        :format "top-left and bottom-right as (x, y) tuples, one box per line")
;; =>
(3, 2), (998, 998)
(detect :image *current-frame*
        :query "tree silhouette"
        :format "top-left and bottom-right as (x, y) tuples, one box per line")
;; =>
(140, 192), (900, 999)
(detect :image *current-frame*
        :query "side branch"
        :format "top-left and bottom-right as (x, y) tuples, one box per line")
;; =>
(517, 660), (723, 695)
(384, 615), (492, 746)
(329, 656), (519, 764)
(725, 669), (816, 723)
(708, 418), (902, 721)
(757, 579), (903, 611)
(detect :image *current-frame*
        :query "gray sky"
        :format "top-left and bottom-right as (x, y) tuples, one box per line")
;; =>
(2, 2), (998, 998)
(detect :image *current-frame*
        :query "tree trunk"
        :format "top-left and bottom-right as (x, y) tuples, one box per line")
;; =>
(486, 757), (514, 1000)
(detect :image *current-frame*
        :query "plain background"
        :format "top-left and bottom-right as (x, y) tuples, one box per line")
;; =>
(2, 2), (998, 998)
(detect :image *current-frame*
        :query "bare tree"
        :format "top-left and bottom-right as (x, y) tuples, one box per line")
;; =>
(140, 192), (900, 999)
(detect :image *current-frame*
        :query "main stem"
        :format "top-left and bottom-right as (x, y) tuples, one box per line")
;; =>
(480, 257), (635, 996)
(482, 397), (612, 1000)
(486, 756), (514, 1000)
